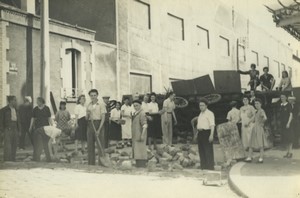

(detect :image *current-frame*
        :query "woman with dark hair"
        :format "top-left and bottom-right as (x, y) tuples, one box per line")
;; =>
(161, 91), (177, 145)
(279, 71), (292, 91)
(29, 97), (53, 162)
(74, 95), (87, 153)
(240, 95), (256, 150)
(109, 102), (122, 148)
(55, 101), (71, 150)
(246, 99), (267, 163)
(147, 92), (162, 150)
(280, 94), (293, 158)
(238, 64), (260, 90)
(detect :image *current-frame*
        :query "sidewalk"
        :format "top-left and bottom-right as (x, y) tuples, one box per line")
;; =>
(229, 147), (300, 198)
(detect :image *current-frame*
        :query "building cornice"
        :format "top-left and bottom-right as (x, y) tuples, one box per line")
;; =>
(0, 4), (95, 41)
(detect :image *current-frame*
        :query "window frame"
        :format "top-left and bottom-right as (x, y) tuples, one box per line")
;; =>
(219, 35), (230, 56)
(251, 50), (259, 66)
(167, 13), (185, 41)
(130, 72), (153, 94)
(263, 56), (269, 68)
(134, 0), (151, 29)
(196, 25), (210, 49)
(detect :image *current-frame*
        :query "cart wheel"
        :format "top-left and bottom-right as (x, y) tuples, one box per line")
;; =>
(203, 94), (222, 104)
(174, 96), (189, 108)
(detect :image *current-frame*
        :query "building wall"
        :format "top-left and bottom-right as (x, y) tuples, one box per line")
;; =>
(117, 0), (296, 97)
(49, 0), (116, 44)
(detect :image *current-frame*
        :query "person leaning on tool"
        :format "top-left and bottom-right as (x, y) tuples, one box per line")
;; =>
(86, 89), (107, 165)
(191, 98), (215, 170)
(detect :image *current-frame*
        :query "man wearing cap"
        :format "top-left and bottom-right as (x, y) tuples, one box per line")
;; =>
(102, 96), (110, 148)
(19, 96), (33, 149)
(260, 67), (274, 91)
(0, 96), (20, 161)
(191, 98), (215, 170)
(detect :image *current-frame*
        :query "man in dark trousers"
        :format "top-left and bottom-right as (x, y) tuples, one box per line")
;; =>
(19, 96), (33, 149)
(191, 98), (215, 170)
(0, 95), (20, 161)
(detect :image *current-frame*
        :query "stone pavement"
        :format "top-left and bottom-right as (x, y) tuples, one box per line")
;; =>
(229, 147), (300, 198)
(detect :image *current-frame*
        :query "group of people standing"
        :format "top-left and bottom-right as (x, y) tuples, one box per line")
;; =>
(226, 93), (299, 163)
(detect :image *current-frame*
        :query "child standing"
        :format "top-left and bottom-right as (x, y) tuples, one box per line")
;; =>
(55, 101), (71, 151)
(246, 99), (267, 163)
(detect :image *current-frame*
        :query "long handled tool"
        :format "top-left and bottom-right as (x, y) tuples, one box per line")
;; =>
(91, 119), (111, 167)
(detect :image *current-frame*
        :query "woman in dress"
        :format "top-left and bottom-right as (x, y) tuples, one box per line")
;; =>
(288, 96), (299, 148)
(240, 96), (256, 150)
(109, 102), (122, 148)
(279, 71), (292, 91)
(74, 95), (87, 153)
(121, 97), (133, 147)
(147, 92), (162, 150)
(55, 101), (71, 151)
(131, 100), (148, 168)
(280, 94), (293, 158)
(246, 99), (267, 163)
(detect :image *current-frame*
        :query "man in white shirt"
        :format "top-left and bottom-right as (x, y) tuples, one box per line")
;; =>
(191, 98), (215, 170)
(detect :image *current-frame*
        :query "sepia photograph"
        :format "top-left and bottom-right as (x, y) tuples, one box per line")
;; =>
(0, 0), (299, 197)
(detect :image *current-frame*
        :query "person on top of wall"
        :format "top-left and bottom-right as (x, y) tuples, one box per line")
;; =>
(260, 67), (275, 91)
(238, 63), (260, 90)
(19, 96), (33, 150)
(0, 96), (20, 162)
(102, 96), (111, 149)
(86, 89), (107, 165)
(278, 71), (293, 91)
(74, 95), (87, 154)
(161, 91), (177, 145)
(29, 97), (53, 162)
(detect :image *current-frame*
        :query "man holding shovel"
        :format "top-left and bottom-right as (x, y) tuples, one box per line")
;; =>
(86, 89), (107, 165)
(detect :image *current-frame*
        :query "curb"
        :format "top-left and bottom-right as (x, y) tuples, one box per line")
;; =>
(228, 162), (249, 198)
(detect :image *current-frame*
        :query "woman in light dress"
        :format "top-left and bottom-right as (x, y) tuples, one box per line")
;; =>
(74, 95), (87, 153)
(240, 96), (256, 150)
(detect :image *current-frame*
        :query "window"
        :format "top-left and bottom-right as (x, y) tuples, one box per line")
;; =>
(167, 13), (184, 40)
(263, 56), (269, 68)
(251, 50), (259, 66)
(281, 63), (286, 72)
(238, 44), (246, 62)
(196, 26), (209, 49)
(274, 60), (280, 78)
(219, 36), (230, 56)
(62, 49), (80, 99)
(131, 0), (151, 29)
(130, 73), (152, 95)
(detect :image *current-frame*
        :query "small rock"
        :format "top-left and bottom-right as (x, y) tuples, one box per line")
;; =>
(119, 160), (132, 170)
(180, 144), (190, 151)
(182, 158), (190, 167)
(162, 152), (173, 161)
(105, 148), (115, 154)
(168, 147), (179, 156)
(118, 156), (130, 161)
(189, 148), (197, 155)
(110, 153), (120, 161)
(172, 163), (183, 170)
(60, 159), (69, 163)
(120, 151), (130, 157)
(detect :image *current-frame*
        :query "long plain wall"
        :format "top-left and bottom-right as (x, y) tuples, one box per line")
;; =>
(117, 0), (295, 96)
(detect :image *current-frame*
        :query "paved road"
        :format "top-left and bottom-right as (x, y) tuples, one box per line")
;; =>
(0, 168), (238, 198)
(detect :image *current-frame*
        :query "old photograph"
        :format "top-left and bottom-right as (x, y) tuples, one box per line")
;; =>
(0, 0), (300, 197)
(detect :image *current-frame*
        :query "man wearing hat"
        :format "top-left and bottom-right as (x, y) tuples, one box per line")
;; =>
(19, 96), (33, 149)
(102, 96), (110, 148)
(288, 96), (299, 148)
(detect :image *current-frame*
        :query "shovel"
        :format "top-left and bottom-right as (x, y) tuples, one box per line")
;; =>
(91, 119), (112, 167)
